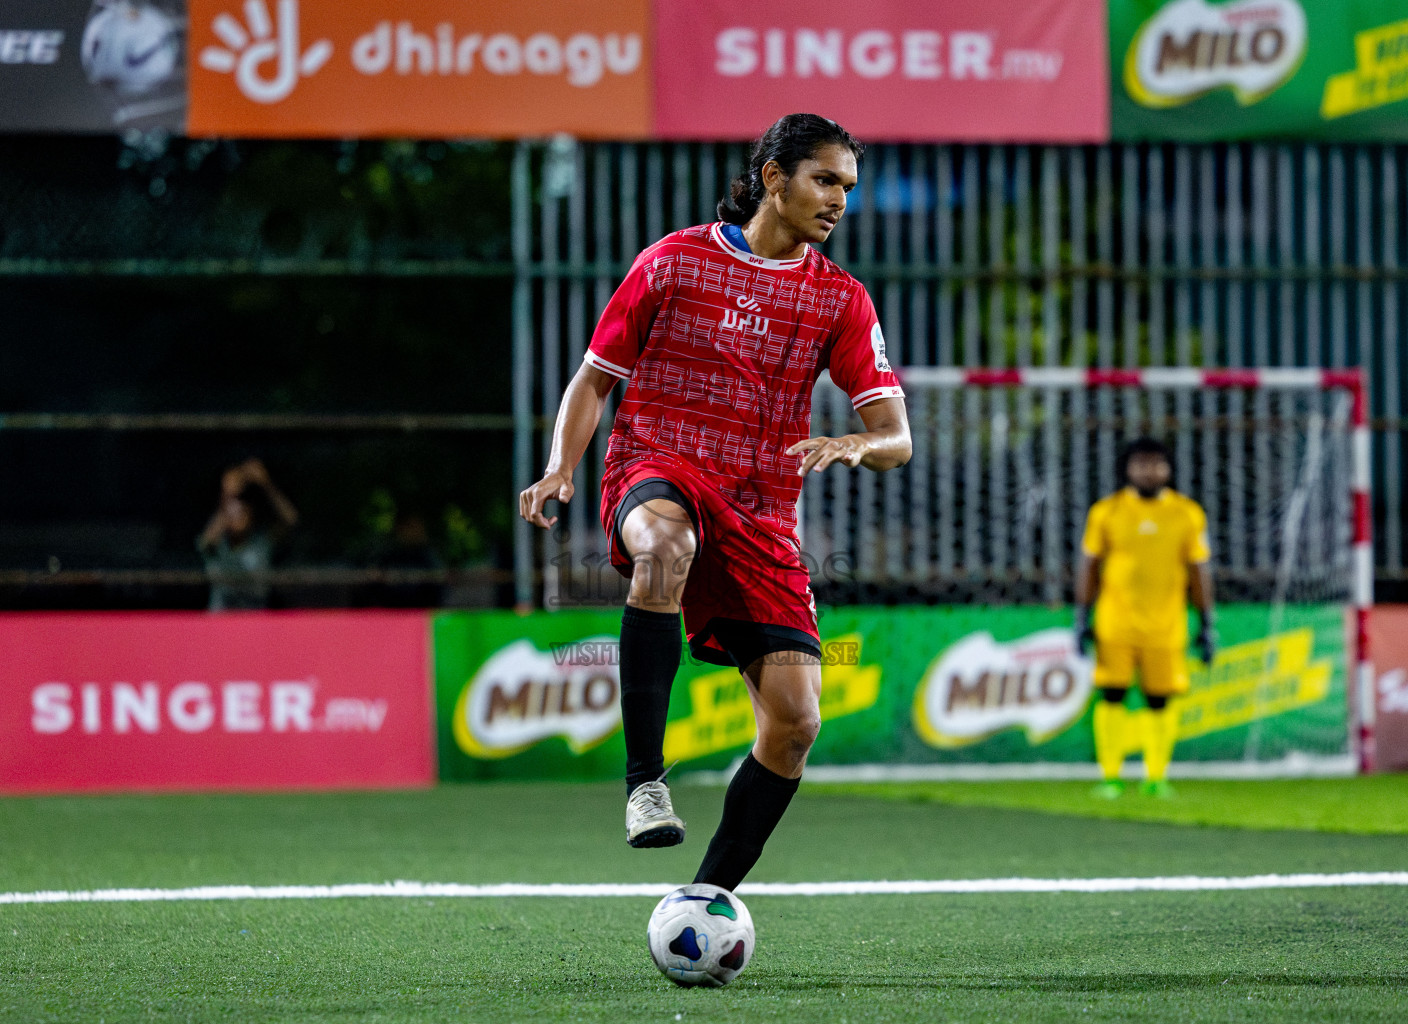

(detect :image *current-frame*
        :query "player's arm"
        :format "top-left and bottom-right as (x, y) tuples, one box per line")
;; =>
(518, 363), (619, 529)
(1187, 505), (1216, 664)
(520, 248), (659, 529)
(1190, 559), (1216, 664)
(1074, 505), (1105, 656)
(1074, 554), (1100, 656)
(811, 285), (907, 473)
(788, 397), (911, 475)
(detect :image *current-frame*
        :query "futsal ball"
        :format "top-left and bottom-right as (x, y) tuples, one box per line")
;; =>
(646, 884), (754, 987)
(81, 1), (181, 96)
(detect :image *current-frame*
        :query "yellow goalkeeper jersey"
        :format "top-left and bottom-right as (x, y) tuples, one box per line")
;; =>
(1081, 488), (1211, 648)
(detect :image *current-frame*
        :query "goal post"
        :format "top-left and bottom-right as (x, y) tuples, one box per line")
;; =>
(835, 365), (1374, 773)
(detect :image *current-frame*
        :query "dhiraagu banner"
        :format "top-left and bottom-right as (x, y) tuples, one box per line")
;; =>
(1112, 0), (1408, 140)
(432, 604), (1348, 780)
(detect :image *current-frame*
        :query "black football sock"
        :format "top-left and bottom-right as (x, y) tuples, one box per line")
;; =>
(693, 753), (800, 891)
(620, 605), (681, 795)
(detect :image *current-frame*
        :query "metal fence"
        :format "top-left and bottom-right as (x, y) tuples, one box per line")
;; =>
(512, 140), (1408, 606)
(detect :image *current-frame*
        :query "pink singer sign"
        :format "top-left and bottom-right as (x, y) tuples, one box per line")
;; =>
(653, 0), (1109, 142)
(0, 612), (434, 793)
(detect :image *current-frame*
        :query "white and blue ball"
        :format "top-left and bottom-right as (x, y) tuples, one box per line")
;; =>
(646, 884), (754, 987)
(81, 1), (181, 96)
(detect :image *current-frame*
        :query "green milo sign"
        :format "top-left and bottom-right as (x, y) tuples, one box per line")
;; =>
(1112, 0), (1408, 140)
(431, 604), (1348, 781)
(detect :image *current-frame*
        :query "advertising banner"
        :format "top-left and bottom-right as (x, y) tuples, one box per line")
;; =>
(1112, 0), (1408, 140)
(433, 603), (1348, 781)
(1371, 605), (1408, 771)
(186, 0), (650, 138)
(652, 0), (1109, 143)
(0, 0), (186, 131)
(0, 611), (434, 793)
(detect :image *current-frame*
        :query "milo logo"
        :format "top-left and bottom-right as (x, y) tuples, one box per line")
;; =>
(453, 637), (620, 758)
(913, 628), (1093, 748)
(1125, 0), (1308, 108)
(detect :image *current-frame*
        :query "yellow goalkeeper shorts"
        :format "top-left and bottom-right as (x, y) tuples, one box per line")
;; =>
(1094, 644), (1190, 697)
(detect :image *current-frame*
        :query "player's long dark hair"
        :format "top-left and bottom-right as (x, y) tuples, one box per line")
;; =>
(1119, 437), (1174, 483)
(716, 113), (865, 226)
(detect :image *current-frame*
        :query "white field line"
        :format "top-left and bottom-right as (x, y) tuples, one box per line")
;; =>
(2, 873), (1407, 906)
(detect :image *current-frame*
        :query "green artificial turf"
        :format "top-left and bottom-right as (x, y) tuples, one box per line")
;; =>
(1, 781), (1405, 1022)
(3, 890), (1406, 1023)
(807, 775), (1408, 835)
(3, 781), (1407, 892)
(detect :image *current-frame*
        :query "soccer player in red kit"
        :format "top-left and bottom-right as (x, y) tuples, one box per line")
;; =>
(520, 114), (910, 892)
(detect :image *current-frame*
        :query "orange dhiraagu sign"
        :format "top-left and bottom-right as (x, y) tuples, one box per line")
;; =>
(187, 0), (651, 138)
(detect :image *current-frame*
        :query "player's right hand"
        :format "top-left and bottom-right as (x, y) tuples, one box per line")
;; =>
(519, 471), (574, 529)
(1074, 606), (1095, 658)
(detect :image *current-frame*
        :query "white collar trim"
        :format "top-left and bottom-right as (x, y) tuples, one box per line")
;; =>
(710, 222), (809, 271)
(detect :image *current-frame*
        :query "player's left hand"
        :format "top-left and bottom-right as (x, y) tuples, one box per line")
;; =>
(788, 435), (868, 475)
(1195, 623), (1217, 666)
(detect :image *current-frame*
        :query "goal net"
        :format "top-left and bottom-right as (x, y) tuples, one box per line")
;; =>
(805, 366), (1373, 772)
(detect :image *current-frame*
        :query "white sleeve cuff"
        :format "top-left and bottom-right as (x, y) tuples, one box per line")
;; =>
(851, 385), (905, 409)
(584, 350), (632, 380)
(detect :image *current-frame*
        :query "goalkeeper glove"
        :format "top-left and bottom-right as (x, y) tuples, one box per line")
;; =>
(1074, 605), (1095, 657)
(1195, 614), (1216, 666)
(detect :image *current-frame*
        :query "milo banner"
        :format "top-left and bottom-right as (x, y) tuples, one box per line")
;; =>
(1112, 0), (1408, 140)
(433, 604), (1349, 780)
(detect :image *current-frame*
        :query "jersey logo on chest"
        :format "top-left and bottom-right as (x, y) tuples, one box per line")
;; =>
(720, 294), (770, 337)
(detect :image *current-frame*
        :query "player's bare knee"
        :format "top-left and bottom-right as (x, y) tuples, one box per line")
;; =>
(761, 707), (819, 761)
(777, 723), (818, 776)
(625, 519), (694, 570)
(788, 713), (821, 757)
(628, 557), (681, 610)
(627, 540), (693, 610)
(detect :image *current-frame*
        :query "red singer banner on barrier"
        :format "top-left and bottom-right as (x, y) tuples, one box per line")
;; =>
(1372, 605), (1408, 772)
(653, 0), (1109, 142)
(0, 612), (433, 793)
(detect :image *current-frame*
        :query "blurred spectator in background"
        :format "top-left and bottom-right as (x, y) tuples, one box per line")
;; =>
(197, 458), (298, 611)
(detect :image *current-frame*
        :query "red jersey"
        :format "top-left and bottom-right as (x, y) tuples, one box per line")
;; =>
(585, 222), (904, 536)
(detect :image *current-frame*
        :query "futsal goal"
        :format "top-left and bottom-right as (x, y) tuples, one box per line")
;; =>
(804, 366), (1373, 772)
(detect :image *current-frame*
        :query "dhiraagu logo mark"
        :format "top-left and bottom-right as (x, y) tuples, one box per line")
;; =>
(1125, 0), (1308, 108)
(913, 628), (1093, 748)
(199, 0), (333, 104)
(662, 634), (880, 763)
(452, 636), (621, 759)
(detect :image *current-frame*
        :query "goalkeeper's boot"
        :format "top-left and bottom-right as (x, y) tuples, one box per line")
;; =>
(1089, 780), (1126, 800)
(626, 780), (686, 848)
(1140, 779), (1176, 799)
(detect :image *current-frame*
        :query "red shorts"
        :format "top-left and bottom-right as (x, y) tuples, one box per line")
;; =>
(600, 458), (820, 669)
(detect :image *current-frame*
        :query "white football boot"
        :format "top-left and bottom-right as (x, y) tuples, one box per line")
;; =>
(626, 779), (686, 848)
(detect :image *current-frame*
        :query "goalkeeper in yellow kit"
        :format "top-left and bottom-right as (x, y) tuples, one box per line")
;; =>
(1075, 438), (1216, 798)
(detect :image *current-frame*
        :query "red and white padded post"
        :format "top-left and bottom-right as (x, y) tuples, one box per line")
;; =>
(1323, 369), (1375, 773)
